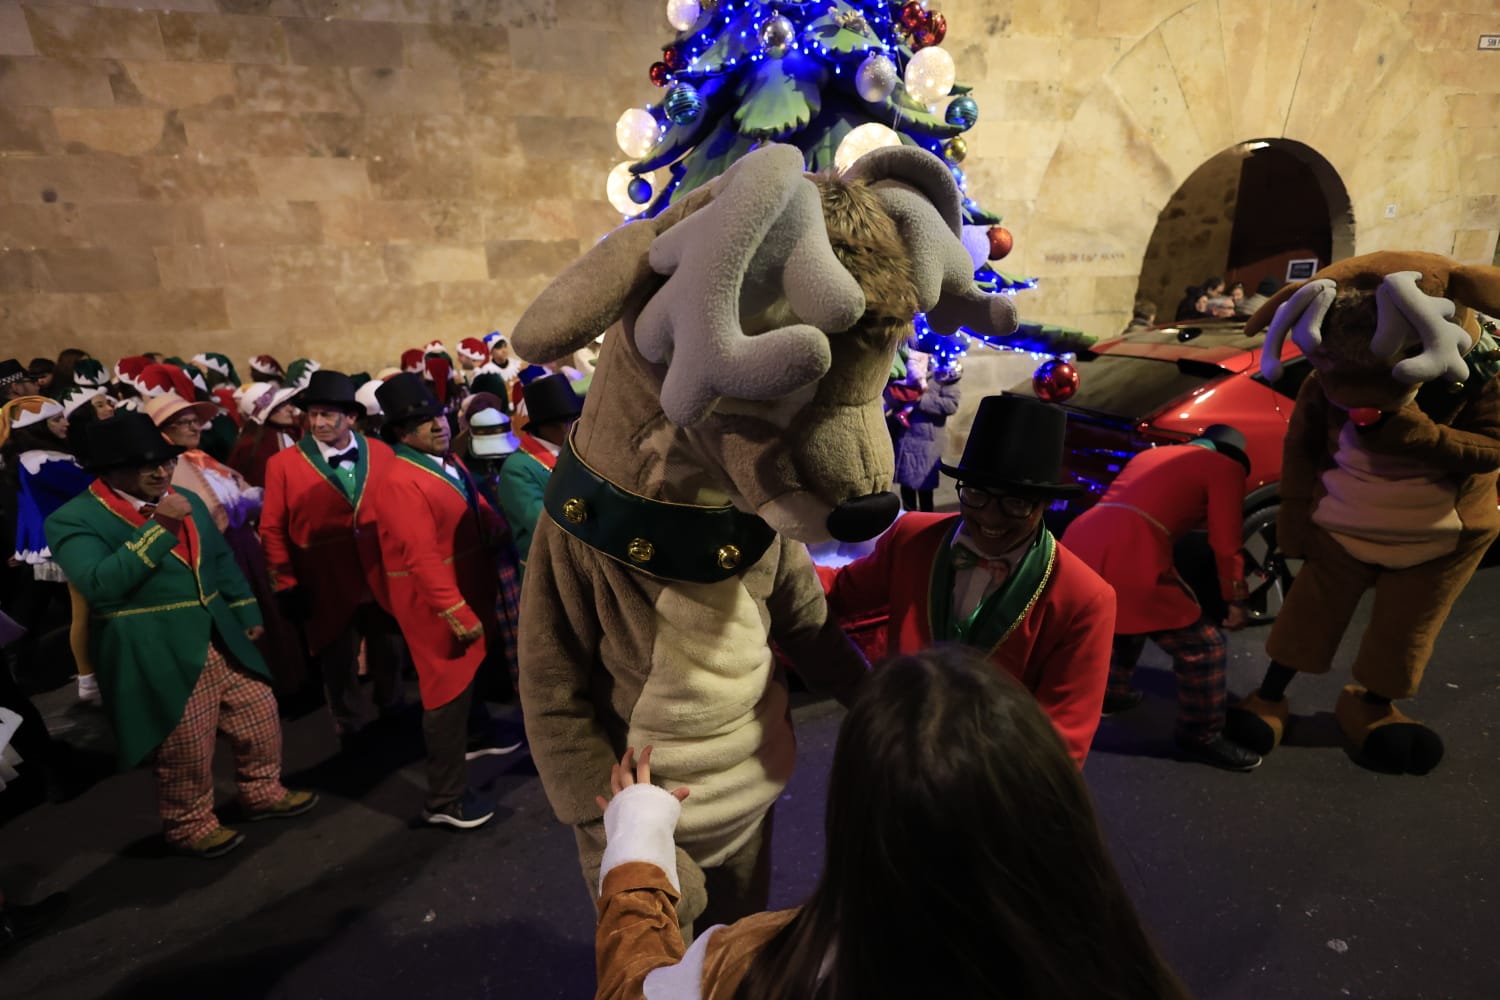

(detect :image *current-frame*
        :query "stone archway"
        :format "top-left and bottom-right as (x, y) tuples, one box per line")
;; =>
(1136, 138), (1355, 318)
(1020, 0), (1462, 336)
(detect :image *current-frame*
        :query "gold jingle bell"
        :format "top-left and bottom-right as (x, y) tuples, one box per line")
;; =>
(1446, 381), (1466, 394)
(627, 537), (655, 564)
(562, 497), (589, 524)
(716, 544), (741, 570)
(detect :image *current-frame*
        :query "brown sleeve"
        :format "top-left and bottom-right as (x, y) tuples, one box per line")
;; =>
(1361, 380), (1500, 476)
(766, 539), (869, 707)
(594, 863), (687, 1000)
(1277, 372), (1330, 558)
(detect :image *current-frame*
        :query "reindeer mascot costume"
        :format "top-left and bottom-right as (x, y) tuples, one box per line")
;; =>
(510, 143), (1052, 931)
(1228, 251), (1500, 775)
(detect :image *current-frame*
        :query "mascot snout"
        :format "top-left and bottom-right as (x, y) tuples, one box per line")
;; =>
(826, 491), (901, 542)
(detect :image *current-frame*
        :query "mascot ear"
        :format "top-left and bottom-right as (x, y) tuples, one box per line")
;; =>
(511, 187), (713, 364)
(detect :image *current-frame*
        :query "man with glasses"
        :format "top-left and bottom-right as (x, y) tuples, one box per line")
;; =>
(45, 413), (316, 858)
(371, 374), (513, 830)
(822, 394), (1115, 765)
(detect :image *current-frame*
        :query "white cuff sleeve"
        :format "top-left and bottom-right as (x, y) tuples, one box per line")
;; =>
(599, 783), (683, 895)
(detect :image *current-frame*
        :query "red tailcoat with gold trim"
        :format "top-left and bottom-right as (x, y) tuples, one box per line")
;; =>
(260, 434), (395, 654)
(822, 512), (1115, 765)
(373, 447), (502, 709)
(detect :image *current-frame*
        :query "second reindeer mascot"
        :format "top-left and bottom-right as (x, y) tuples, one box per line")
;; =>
(511, 143), (1084, 932)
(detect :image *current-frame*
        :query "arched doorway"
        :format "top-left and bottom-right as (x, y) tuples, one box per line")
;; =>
(1136, 139), (1354, 319)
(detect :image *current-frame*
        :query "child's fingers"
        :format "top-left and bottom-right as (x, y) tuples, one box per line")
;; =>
(638, 745), (654, 785)
(595, 794), (609, 812)
(672, 787), (690, 802)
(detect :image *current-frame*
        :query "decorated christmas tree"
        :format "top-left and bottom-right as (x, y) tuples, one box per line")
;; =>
(604, 0), (1093, 363)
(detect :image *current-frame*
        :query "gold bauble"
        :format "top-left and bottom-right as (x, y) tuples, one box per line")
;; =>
(943, 137), (968, 164)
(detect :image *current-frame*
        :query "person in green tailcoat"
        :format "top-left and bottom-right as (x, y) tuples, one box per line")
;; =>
(45, 413), (317, 859)
(496, 373), (583, 578)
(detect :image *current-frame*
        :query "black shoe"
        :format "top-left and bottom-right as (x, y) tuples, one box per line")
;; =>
(0, 892), (69, 955)
(423, 790), (496, 830)
(1174, 733), (1262, 772)
(1101, 690), (1144, 716)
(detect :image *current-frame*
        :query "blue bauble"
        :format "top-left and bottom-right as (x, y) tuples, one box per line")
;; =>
(627, 176), (653, 205)
(664, 82), (703, 125)
(945, 95), (979, 130)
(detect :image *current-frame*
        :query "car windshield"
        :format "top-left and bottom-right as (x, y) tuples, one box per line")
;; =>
(1031, 354), (1223, 421)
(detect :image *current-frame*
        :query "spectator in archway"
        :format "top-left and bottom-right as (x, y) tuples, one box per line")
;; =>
(1239, 276), (1281, 317)
(1124, 299), (1157, 334)
(1174, 286), (1208, 321)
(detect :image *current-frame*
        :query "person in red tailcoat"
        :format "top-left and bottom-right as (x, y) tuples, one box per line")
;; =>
(1062, 424), (1261, 772)
(260, 371), (405, 742)
(371, 374), (511, 830)
(821, 394), (1115, 766)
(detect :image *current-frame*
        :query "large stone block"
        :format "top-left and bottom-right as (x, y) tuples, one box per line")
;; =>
(237, 65), (360, 113)
(221, 244), (388, 289)
(484, 238), (579, 282)
(117, 61), (238, 108)
(53, 108), (167, 156)
(368, 144), (473, 200)
(205, 200), (322, 245)
(449, 0), (561, 30)
(138, 156), (260, 200)
(0, 57), (116, 109)
(160, 12), (289, 64)
(284, 18), (404, 68)
(1220, 0), (1306, 142)
(83, 203), (208, 247)
(251, 156), (372, 200)
(1452, 228), (1498, 265)
(403, 23), (509, 72)
(24, 6), (165, 61)
(348, 67), (465, 115)
(1004, 0), (1103, 37)
(224, 283), (341, 328)
(0, 203), (85, 249)
(319, 198), (483, 245)
(0, 4), (36, 57)
(507, 27), (620, 75)
(332, 279), (446, 327)
(70, 287), (230, 335)
(185, 111), (310, 158)
(2, 155), (144, 203)
(22, 247), (162, 293)
(0, 107), (57, 154)
(383, 244), (489, 283)
(154, 244), (226, 289)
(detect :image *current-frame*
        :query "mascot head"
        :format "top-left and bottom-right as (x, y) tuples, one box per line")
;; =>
(1251, 251), (1500, 413)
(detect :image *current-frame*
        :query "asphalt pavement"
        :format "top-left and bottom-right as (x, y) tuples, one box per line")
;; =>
(3, 564), (1499, 999)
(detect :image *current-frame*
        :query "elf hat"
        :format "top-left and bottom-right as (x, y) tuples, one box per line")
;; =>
(400, 348), (424, 374)
(137, 363), (198, 401)
(192, 352), (239, 384)
(58, 384), (107, 418)
(71, 359), (108, 388)
(114, 355), (154, 391)
(483, 331), (505, 347)
(458, 337), (489, 364)
(0, 396), (64, 449)
(355, 379), (385, 416)
(249, 354), (285, 380)
(239, 382), (304, 424)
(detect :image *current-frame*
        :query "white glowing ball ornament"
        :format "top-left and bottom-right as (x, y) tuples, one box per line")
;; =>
(904, 46), (955, 105)
(615, 108), (659, 158)
(666, 0), (701, 33)
(607, 162), (647, 215)
(834, 123), (904, 175)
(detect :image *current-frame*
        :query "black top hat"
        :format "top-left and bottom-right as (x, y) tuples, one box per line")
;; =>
(523, 374), (584, 428)
(939, 394), (1082, 496)
(0, 358), (29, 386)
(298, 370), (365, 416)
(374, 372), (444, 427)
(1189, 424), (1251, 475)
(86, 412), (185, 471)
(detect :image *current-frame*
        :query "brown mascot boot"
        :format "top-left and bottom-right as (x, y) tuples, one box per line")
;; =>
(1224, 693), (1290, 756)
(1335, 685), (1444, 775)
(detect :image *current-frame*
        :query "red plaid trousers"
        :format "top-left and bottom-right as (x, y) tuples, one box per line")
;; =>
(154, 642), (287, 846)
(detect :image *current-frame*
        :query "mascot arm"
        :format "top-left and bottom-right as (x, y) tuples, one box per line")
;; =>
(1277, 373), (1330, 559)
(1362, 386), (1500, 476)
(517, 526), (620, 828)
(768, 539), (869, 707)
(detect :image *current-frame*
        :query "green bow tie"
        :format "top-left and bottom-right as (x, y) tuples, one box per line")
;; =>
(952, 542), (1011, 583)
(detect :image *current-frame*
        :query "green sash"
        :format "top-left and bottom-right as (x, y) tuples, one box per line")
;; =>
(395, 444), (470, 500)
(928, 524), (1057, 653)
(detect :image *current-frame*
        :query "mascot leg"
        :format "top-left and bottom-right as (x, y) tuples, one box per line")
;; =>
(1229, 527), (1373, 755)
(699, 810), (775, 930)
(1339, 531), (1493, 775)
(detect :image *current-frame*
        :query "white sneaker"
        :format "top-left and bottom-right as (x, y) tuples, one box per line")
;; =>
(77, 674), (101, 705)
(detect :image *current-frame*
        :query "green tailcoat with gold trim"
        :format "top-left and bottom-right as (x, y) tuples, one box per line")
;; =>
(46, 481), (268, 767)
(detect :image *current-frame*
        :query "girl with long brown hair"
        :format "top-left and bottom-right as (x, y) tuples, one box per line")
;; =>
(595, 645), (1189, 1000)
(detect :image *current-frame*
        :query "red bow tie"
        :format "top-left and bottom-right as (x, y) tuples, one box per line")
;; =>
(952, 543), (1011, 584)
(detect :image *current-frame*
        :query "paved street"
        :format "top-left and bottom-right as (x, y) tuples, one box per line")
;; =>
(4, 564), (1500, 999)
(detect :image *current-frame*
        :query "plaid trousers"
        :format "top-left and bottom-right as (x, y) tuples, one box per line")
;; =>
(154, 642), (287, 846)
(1109, 618), (1227, 741)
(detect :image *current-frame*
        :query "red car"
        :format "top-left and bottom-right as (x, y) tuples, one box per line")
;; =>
(1010, 319), (1310, 623)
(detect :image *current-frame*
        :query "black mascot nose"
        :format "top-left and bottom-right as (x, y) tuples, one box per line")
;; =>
(826, 491), (901, 543)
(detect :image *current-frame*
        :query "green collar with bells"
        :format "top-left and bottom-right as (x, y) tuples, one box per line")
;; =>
(542, 437), (776, 584)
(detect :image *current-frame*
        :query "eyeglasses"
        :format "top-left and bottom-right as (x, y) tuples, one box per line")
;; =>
(163, 415), (200, 429)
(957, 485), (1041, 518)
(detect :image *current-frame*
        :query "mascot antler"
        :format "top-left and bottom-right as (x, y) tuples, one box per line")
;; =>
(1371, 271), (1470, 385)
(843, 147), (1019, 340)
(1260, 279), (1335, 381)
(635, 143), (867, 426)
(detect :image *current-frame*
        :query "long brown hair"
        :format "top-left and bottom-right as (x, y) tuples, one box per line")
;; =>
(733, 646), (1189, 1000)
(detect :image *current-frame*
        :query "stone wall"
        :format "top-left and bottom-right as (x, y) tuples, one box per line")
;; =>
(1135, 147), (1243, 319)
(1, 0), (1497, 372)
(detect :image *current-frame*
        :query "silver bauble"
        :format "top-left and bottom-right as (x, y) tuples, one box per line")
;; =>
(760, 14), (795, 57)
(854, 52), (898, 102)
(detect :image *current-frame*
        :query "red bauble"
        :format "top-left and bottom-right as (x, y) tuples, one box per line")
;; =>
(649, 61), (671, 87)
(1033, 359), (1079, 403)
(899, 1), (928, 30)
(925, 11), (947, 45)
(1349, 407), (1383, 427)
(987, 226), (1014, 260)
(911, 25), (939, 49)
(662, 46), (684, 71)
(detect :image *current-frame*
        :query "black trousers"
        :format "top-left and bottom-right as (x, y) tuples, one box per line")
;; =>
(419, 678), (492, 810)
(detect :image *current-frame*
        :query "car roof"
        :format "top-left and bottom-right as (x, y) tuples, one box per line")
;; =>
(1084, 320), (1297, 373)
